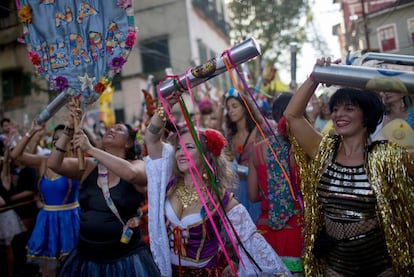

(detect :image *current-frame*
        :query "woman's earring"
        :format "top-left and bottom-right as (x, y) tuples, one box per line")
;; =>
(202, 171), (209, 180)
(400, 98), (405, 110)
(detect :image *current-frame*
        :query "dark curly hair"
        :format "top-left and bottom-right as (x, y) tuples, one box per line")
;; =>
(124, 124), (139, 160)
(272, 92), (293, 123)
(329, 87), (384, 135)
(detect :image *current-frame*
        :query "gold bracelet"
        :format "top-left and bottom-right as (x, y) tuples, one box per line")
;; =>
(156, 104), (167, 123)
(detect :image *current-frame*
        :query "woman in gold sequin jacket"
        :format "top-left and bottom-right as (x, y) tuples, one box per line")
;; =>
(284, 57), (414, 276)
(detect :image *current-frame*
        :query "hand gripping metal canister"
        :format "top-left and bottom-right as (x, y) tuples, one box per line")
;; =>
(36, 88), (75, 124)
(312, 64), (414, 95)
(158, 37), (261, 98)
(361, 52), (414, 67)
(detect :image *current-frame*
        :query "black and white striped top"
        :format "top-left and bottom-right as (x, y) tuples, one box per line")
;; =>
(318, 162), (377, 221)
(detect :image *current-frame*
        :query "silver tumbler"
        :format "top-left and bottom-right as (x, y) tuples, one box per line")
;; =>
(158, 37), (261, 98)
(312, 64), (414, 94)
(37, 88), (75, 124)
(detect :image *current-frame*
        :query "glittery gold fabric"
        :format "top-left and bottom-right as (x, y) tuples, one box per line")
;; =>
(290, 134), (414, 276)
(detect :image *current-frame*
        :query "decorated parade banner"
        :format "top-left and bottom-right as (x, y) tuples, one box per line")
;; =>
(17, 0), (136, 121)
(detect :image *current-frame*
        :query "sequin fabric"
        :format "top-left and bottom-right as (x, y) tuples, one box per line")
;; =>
(290, 134), (414, 276)
(318, 163), (392, 275)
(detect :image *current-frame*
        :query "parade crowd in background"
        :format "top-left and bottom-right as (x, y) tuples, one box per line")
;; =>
(0, 56), (413, 277)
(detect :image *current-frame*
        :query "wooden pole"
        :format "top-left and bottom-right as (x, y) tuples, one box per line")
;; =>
(73, 98), (85, 170)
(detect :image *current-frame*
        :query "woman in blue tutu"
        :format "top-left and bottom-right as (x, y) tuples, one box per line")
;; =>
(11, 122), (80, 277)
(48, 100), (160, 277)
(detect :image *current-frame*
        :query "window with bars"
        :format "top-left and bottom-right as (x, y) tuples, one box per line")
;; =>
(140, 37), (171, 74)
(377, 24), (398, 52)
(408, 18), (414, 46)
(1, 69), (31, 109)
(1, 69), (31, 101)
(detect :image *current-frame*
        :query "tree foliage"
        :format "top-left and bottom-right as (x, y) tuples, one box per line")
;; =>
(228, 0), (311, 67)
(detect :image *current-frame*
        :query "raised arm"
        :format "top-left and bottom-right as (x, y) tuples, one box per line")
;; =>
(73, 129), (147, 192)
(144, 104), (166, 160)
(144, 95), (177, 159)
(47, 100), (84, 181)
(1, 141), (11, 191)
(11, 120), (45, 168)
(284, 58), (333, 159)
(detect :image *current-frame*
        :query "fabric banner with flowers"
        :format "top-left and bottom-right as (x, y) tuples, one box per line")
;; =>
(17, 0), (136, 104)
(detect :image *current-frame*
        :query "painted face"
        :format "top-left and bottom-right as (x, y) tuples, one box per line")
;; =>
(331, 103), (366, 137)
(226, 98), (244, 123)
(383, 91), (403, 105)
(175, 132), (203, 173)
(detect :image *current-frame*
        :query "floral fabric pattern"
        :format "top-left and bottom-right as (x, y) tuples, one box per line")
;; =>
(266, 136), (298, 230)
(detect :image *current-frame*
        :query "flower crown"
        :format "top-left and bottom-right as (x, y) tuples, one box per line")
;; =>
(202, 129), (226, 157)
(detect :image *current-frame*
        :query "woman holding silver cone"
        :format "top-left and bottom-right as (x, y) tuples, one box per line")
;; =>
(284, 57), (414, 276)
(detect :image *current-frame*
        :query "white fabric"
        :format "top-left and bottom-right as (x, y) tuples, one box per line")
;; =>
(227, 204), (292, 277)
(145, 143), (174, 277)
(371, 119), (385, 142)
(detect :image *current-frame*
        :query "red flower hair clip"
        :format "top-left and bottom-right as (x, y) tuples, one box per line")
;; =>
(203, 129), (226, 157)
(277, 116), (287, 136)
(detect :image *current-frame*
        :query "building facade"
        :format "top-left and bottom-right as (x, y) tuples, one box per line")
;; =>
(333, 0), (414, 58)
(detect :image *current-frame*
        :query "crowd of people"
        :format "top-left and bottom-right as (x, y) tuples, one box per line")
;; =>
(0, 56), (413, 277)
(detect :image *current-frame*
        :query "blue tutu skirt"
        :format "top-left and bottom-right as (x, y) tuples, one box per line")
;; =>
(27, 204), (80, 261)
(58, 246), (160, 277)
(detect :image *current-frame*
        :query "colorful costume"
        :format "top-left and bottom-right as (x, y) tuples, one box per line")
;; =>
(230, 136), (261, 223)
(292, 134), (414, 276)
(145, 143), (290, 277)
(27, 176), (80, 262)
(58, 167), (159, 277)
(406, 107), (414, 129)
(254, 135), (304, 274)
